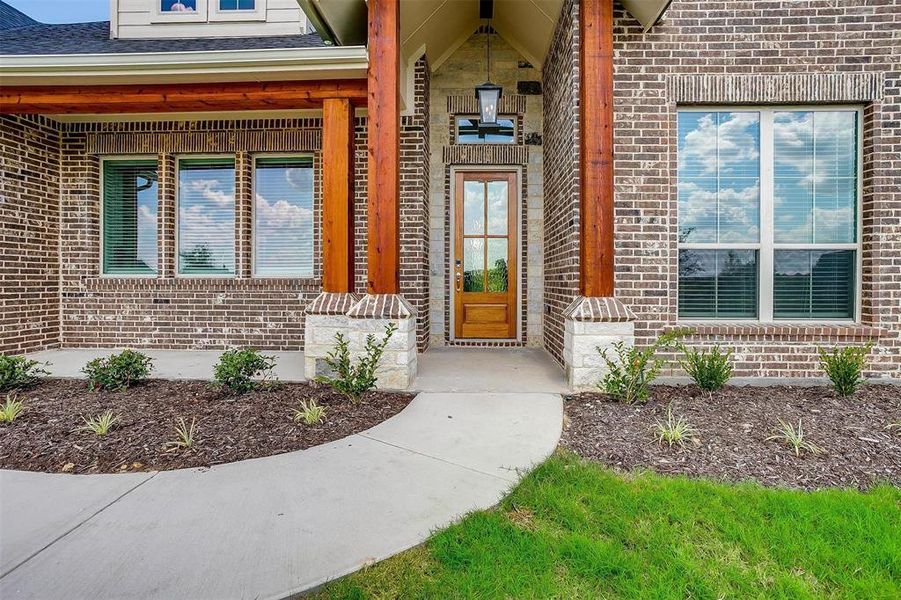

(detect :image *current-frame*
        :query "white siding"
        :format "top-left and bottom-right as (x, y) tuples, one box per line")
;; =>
(111, 0), (310, 39)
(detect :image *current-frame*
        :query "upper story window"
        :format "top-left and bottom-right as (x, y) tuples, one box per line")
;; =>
(677, 108), (860, 322)
(161, 0), (198, 12)
(102, 159), (159, 276)
(177, 158), (236, 277)
(219, 0), (255, 9)
(253, 157), (314, 277)
(456, 116), (516, 144)
(155, 0), (265, 22)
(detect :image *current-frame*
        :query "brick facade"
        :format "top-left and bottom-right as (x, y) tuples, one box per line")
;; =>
(540, 0), (901, 378)
(0, 114), (60, 354)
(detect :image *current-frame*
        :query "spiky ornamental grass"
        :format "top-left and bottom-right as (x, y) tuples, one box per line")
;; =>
(293, 399), (326, 425)
(766, 418), (824, 457)
(652, 406), (699, 448)
(78, 410), (121, 436)
(0, 394), (25, 424)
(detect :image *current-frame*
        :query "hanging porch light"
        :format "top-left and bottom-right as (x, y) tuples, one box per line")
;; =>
(475, 3), (501, 126)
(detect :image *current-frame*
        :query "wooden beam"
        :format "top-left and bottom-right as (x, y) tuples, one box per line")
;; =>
(321, 97), (356, 293)
(0, 79), (367, 114)
(579, 0), (615, 297)
(366, 0), (401, 294)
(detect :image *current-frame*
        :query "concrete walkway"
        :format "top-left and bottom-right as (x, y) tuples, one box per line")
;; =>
(0, 392), (562, 600)
(415, 347), (568, 393)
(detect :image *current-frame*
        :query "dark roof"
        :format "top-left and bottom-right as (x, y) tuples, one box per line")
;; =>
(0, 20), (327, 56)
(0, 1), (38, 31)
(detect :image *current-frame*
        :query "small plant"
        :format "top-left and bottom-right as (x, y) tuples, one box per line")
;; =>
(293, 399), (326, 425)
(652, 406), (699, 448)
(317, 323), (398, 403)
(79, 410), (121, 436)
(167, 417), (197, 450)
(818, 343), (873, 397)
(679, 345), (732, 393)
(0, 394), (25, 424)
(83, 350), (153, 391)
(213, 348), (276, 394)
(598, 329), (691, 404)
(0, 355), (49, 391)
(766, 418), (823, 456)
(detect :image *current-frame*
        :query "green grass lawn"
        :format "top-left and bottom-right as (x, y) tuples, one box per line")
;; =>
(316, 452), (900, 599)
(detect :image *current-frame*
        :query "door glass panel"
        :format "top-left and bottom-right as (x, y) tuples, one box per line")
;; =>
(463, 237), (485, 292)
(463, 181), (484, 235)
(486, 180), (508, 235)
(486, 239), (508, 292)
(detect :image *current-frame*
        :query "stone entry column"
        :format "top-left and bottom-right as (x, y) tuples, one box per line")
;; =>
(563, 297), (635, 391)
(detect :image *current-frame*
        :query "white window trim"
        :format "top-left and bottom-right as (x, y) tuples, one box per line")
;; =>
(175, 155), (237, 279)
(99, 155), (161, 279)
(209, 0), (266, 22)
(676, 105), (864, 324)
(250, 153), (316, 279)
(152, 0), (209, 23)
(455, 114), (518, 145)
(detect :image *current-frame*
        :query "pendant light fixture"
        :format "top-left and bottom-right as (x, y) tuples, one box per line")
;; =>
(475, 0), (501, 126)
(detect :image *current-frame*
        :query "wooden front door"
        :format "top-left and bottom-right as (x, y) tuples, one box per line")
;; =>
(453, 171), (518, 339)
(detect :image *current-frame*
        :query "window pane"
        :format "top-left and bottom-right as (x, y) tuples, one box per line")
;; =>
(679, 249), (758, 319)
(254, 157), (313, 277)
(774, 111), (857, 244)
(161, 0), (197, 12)
(463, 238), (484, 292)
(486, 180), (508, 235)
(178, 159), (235, 276)
(677, 112), (760, 243)
(774, 250), (854, 319)
(103, 161), (158, 275)
(463, 181), (484, 235)
(486, 239), (508, 292)
(457, 117), (515, 144)
(219, 0), (255, 9)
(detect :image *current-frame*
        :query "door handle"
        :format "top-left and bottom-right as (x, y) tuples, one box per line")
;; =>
(455, 270), (463, 292)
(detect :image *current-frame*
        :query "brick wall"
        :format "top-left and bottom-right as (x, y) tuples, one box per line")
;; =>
(0, 115), (60, 354)
(542, 0), (901, 378)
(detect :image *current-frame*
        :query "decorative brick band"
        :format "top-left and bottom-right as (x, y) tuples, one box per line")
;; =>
(86, 129), (321, 155)
(666, 72), (884, 104)
(668, 324), (886, 341)
(442, 144), (529, 165)
(305, 292), (360, 316)
(563, 297), (636, 322)
(446, 94), (526, 115)
(82, 277), (320, 291)
(347, 294), (415, 319)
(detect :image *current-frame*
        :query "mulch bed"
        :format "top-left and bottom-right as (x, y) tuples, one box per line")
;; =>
(0, 379), (413, 474)
(562, 384), (901, 491)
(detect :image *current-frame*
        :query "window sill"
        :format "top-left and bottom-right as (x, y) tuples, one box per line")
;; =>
(668, 323), (886, 341)
(83, 277), (321, 290)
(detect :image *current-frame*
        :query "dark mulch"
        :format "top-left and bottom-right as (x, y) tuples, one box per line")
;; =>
(0, 379), (413, 474)
(562, 384), (901, 491)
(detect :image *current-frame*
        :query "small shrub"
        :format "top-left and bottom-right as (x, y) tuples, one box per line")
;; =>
(0, 355), (48, 391)
(652, 406), (699, 448)
(79, 410), (121, 436)
(83, 350), (153, 391)
(818, 343), (873, 397)
(766, 418), (823, 456)
(213, 348), (276, 394)
(0, 394), (25, 424)
(293, 399), (326, 425)
(167, 417), (197, 450)
(679, 345), (732, 393)
(317, 323), (398, 403)
(598, 329), (691, 404)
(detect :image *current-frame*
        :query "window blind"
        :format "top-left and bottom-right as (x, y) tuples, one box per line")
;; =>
(774, 250), (855, 319)
(678, 249), (758, 319)
(253, 157), (314, 277)
(178, 158), (236, 276)
(102, 160), (159, 276)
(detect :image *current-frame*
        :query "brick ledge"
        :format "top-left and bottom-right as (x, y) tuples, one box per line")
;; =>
(82, 277), (321, 291)
(667, 323), (886, 340)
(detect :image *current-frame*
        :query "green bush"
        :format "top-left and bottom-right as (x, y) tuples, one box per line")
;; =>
(213, 348), (276, 394)
(82, 350), (154, 391)
(679, 345), (733, 392)
(818, 343), (872, 397)
(317, 323), (398, 403)
(0, 355), (48, 391)
(598, 329), (689, 404)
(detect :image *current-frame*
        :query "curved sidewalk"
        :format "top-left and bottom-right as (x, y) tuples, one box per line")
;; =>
(0, 391), (562, 600)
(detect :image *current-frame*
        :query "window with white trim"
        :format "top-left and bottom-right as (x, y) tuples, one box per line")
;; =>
(677, 108), (860, 321)
(253, 156), (314, 277)
(177, 158), (236, 276)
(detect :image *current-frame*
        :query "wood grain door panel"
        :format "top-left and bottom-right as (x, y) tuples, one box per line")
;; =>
(453, 171), (517, 340)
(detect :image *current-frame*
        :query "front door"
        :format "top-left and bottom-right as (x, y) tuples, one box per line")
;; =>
(453, 171), (517, 339)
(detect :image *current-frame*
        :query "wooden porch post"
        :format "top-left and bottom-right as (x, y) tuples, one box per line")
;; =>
(366, 0), (401, 294)
(580, 0), (615, 297)
(321, 97), (356, 293)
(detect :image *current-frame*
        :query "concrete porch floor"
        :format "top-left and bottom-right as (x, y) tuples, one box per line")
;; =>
(25, 346), (568, 393)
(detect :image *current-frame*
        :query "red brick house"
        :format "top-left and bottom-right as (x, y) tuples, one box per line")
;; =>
(1, 0), (898, 388)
